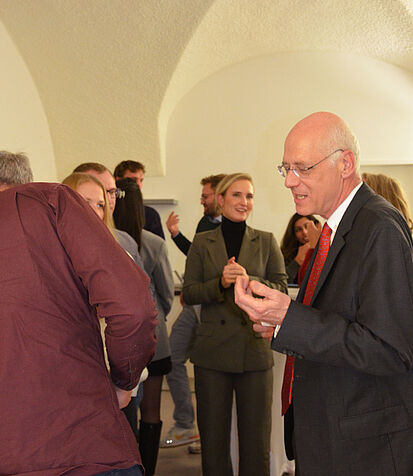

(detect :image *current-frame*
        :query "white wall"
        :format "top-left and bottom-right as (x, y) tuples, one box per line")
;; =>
(144, 51), (413, 275)
(0, 21), (56, 182)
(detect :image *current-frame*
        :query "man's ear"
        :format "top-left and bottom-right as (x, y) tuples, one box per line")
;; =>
(341, 150), (355, 178)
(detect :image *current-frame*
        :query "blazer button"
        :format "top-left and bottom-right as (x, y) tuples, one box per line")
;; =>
(220, 320), (226, 325)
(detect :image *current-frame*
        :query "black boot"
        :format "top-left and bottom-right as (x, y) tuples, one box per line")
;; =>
(121, 396), (139, 443)
(139, 420), (162, 476)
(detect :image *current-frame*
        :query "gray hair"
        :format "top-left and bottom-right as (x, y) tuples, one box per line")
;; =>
(0, 151), (33, 185)
(325, 120), (360, 173)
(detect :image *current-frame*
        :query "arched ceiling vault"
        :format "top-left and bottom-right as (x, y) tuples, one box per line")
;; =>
(0, 0), (412, 178)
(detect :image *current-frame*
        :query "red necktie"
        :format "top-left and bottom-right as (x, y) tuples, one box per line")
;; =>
(281, 222), (332, 415)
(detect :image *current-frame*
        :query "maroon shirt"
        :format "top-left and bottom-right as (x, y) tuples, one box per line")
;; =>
(0, 183), (157, 475)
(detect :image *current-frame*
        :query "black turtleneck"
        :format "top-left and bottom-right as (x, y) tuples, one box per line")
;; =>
(221, 216), (246, 261)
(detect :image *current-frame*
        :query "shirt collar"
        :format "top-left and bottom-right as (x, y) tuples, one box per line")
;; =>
(209, 214), (222, 224)
(327, 182), (362, 242)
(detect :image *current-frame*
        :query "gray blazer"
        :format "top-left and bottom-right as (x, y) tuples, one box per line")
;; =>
(140, 229), (174, 362)
(115, 229), (145, 269)
(183, 225), (287, 373)
(273, 184), (413, 475)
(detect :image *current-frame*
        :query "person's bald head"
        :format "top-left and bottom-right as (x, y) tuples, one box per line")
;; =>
(285, 112), (360, 174)
(282, 112), (361, 219)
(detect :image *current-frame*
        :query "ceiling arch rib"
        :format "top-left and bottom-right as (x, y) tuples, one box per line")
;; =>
(160, 0), (413, 169)
(0, 0), (214, 178)
(0, 0), (412, 178)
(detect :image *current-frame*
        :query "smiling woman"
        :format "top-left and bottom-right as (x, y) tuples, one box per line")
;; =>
(182, 172), (288, 476)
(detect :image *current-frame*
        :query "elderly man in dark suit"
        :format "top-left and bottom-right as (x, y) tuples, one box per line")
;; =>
(235, 112), (413, 476)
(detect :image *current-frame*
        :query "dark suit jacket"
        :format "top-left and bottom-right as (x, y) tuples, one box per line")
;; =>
(144, 205), (164, 239)
(273, 184), (413, 475)
(183, 225), (288, 372)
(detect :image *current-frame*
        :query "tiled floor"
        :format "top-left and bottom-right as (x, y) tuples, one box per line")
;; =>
(157, 388), (201, 476)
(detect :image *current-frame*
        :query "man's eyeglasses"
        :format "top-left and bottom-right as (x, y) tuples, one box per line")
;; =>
(277, 149), (344, 178)
(106, 188), (125, 199)
(200, 193), (214, 201)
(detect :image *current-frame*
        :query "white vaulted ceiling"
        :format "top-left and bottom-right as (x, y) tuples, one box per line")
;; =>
(0, 0), (412, 178)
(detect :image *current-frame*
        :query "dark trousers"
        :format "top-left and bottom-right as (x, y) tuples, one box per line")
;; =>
(284, 403), (300, 475)
(195, 366), (273, 476)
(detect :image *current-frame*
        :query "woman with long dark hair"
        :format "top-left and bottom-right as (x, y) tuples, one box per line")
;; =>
(280, 213), (320, 283)
(114, 178), (173, 476)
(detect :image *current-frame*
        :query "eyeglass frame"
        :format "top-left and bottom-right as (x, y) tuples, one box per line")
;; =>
(106, 188), (125, 199)
(277, 148), (344, 178)
(200, 192), (215, 201)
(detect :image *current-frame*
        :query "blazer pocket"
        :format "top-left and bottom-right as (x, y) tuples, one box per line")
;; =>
(339, 404), (413, 440)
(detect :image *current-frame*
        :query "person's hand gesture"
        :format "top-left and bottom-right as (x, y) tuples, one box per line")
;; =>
(221, 257), (248, 288)
(307, 221), (322, 248)
(166, 211), (180, 237)
(235, 276), (291, 339)
(295, 242), (311, 265)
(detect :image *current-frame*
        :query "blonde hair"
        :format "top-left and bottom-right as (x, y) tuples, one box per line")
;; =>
(215, 173), (254, 198)
(215, 173), (254, 215)
(62, 172), (116, 236)
(362, 173), (412, 232)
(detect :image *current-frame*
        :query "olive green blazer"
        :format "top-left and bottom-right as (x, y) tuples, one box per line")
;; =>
(182, 225), (288, 373)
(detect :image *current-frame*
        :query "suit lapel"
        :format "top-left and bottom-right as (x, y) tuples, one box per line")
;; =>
(205, 226), (229, 275)
(302, 183), (375, 305)
(238, 226), (259, 269)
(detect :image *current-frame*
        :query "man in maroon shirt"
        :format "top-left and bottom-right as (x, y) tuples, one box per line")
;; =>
(0, 152), (157, 475)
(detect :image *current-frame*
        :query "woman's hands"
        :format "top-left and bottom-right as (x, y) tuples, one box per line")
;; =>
(295, 242), (311, 265)
(307, 220), (322, 248)
(221, 257), (248, 288)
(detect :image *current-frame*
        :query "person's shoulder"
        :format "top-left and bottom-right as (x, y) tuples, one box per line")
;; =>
(197, 215), (221, 232)
(144, 205), (161, 219)
(194, 226), (221, 241)
(13, 182), (81, 208)
(142, 228), (165, 248)
(246, 226), (273, 240)
(197, 215), (211, 227)
(361, 194), (405, 227)
(14, 182), (60, 196)
(355, 194), (412, 243)
(116, 229), (138, 250)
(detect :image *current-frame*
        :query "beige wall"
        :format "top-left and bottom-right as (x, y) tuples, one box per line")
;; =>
(145, 52), (413, 275)
(0, 21), (56, 182)
(1, 24), (411, 279)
